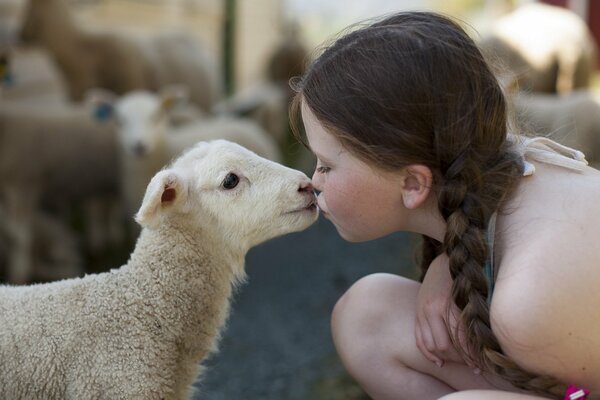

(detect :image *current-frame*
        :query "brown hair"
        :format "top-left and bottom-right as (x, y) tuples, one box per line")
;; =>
(291, 12), (570, 398)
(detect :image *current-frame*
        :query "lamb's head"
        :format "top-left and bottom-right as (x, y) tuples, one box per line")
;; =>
(88, 87), (187, 157)
(136, 140), (318, 250)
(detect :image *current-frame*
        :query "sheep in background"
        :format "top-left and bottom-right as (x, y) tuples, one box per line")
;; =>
(479, 2), (597, 94)
(213, 81), (288, 146)
(19, 0), (222, 111)
(0, 46), (68, 104)
(213, 26), (310, 147)
(0, 206), (83, 283)
(90, 87), (282, 228)
(0, 101), (120, 284)
(0, 140), (318, 400)
(511, 90), (600, 167)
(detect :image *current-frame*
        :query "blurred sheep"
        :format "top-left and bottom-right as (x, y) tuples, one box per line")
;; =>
(511, 90), (600, 167)
(214, 27), (309, 147)
(0, 46), (68, 104)
(91, 87), (282, 233)
(479, 2), (597, 94)
(0, 206), (82, 283)
(19, 0), (222, 112)
(0, 101), (120, 284)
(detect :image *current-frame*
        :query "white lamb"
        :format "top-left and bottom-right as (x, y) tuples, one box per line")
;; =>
(0, 139), (318, 399)
(90, 87), (282, 227)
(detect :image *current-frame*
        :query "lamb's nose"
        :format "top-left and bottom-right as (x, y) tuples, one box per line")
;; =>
(298, 181), (314, 193)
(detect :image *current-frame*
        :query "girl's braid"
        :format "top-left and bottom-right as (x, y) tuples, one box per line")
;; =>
(438, 147), (573, 398)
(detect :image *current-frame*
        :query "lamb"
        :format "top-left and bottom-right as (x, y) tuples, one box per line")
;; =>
(0, 139), (318, 399)
(19, 0), (221, 111)
(0, 101), (120, 284)
(91, 87), (282, 226)
(479, 2), (597, 94)
(511, 89), (600, 167)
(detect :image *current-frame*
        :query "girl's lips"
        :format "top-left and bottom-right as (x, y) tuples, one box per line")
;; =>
(318, 207), (329, 218)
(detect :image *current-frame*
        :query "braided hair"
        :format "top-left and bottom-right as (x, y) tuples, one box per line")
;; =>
(291, 11), (578, 398)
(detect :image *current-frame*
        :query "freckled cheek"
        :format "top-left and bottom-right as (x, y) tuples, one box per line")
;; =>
(322, 182), (357, 218)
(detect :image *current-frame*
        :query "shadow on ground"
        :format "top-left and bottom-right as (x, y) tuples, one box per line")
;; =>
(195, 216), (420, 399)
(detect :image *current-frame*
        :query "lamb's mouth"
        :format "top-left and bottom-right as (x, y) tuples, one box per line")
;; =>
(287, 199), (318, 214)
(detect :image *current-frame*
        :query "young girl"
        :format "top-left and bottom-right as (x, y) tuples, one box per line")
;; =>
(291, 11), (600, 400)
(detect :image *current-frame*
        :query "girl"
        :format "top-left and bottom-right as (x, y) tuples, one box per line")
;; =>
(291, 11), (600, 400)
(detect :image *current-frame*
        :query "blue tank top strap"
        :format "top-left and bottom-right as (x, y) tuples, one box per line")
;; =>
(484, 211), (498, 305)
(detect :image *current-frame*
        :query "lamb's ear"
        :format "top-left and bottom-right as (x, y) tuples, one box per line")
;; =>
(159, 84), (189, 112)
(135, 169), (188, 227)
(85, 88), (117, 122)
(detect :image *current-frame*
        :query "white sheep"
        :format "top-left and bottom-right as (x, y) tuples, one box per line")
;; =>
(479, 2), (597, 94)
(213, 81), (289, 146)
(0, 46), (68, 104)
(511, 89), (600, 167)
(213, 28), (310, 147)
(0, 101), (120, 284)
(90, 87), (282, 228)
(0, 139), (318, 399)
(0, 206), (83, 283)
(19, 0), (222, 111)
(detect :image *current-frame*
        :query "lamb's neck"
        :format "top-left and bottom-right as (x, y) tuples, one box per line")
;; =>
(125, 222), (247, 354)
(128, 222), (246, 286)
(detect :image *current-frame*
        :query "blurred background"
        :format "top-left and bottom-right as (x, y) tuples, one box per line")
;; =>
(0, 0), (599, 398)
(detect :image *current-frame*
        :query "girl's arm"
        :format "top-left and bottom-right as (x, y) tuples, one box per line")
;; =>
(416, 253), (476, 368)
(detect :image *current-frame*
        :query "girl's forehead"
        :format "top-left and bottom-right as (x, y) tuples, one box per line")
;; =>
(301, 102), (343, 154)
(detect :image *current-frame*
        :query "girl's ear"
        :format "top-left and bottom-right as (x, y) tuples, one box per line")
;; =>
(400, 164), (433, 209)
(135, 169), (188, 227)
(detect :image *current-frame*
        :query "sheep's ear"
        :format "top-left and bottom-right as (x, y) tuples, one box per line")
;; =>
(135, 170), (188, 227)
(159, 85), (189, 112)
(85, 88), (117, 122)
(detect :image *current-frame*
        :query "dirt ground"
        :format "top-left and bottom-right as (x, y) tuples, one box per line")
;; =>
(193, 216), (419, 399)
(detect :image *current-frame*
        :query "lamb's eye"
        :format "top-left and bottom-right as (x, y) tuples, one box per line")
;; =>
(222, 173), (240, 189)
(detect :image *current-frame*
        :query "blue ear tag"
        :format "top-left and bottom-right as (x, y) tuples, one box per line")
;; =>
(94, 103), (114, 122)
(0, 56), (13, 87)
(1, 72), (14, 87)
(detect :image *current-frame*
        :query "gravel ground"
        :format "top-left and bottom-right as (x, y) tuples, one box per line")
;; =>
(194, 216), (420, 400)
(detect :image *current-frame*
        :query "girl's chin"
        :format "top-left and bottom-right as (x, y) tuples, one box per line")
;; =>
(332, 224), (364, 243)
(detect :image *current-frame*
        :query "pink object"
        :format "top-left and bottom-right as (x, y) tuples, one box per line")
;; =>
(564, 385), (590, 400)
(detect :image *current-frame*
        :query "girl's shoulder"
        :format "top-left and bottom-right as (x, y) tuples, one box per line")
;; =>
(493, 160), (600, 294)
(489, 162), (600, 389)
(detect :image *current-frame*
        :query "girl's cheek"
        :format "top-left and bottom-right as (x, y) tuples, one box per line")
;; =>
(317, 193), (329, 213)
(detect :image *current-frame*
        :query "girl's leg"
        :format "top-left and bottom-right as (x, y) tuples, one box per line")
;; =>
(331, 273), (510, 400)
(439, 390), (550, 400)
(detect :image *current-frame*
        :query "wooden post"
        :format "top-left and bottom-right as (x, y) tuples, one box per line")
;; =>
(223, 0), (236, 95)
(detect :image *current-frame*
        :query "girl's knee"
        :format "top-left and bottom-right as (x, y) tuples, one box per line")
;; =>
(331, 273), (417, 365)
(332, 273), (401, 335)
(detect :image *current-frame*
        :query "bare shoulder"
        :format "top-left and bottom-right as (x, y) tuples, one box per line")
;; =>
(489, 162), (600, 390)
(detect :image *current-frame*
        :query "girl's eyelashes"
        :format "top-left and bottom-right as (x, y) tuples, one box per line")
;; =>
(316, 165), (330, 174)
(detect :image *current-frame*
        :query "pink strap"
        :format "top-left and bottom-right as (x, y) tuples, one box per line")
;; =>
(564, 385), (590, 400)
